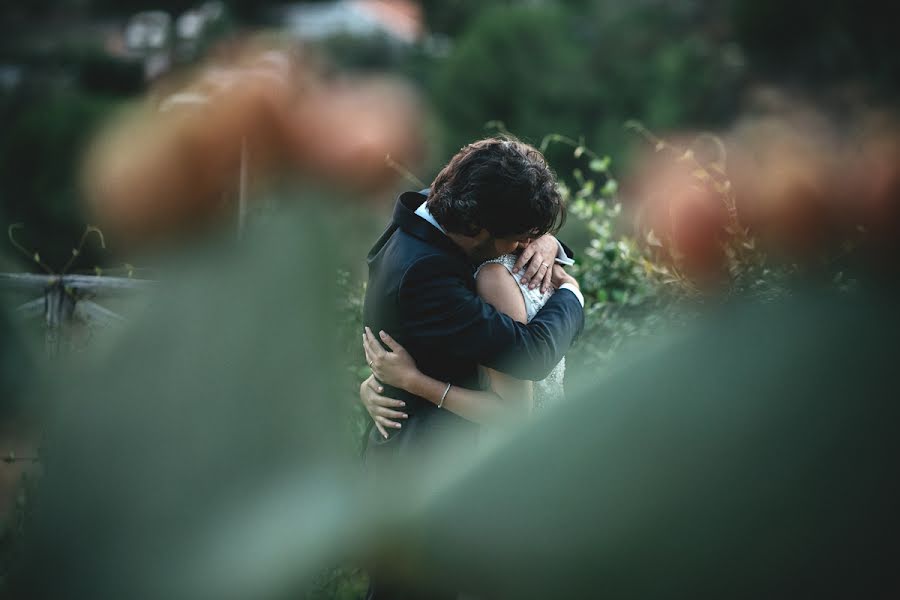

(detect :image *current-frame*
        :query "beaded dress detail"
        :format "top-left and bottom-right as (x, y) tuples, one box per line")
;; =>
(474, 254), (565, 410)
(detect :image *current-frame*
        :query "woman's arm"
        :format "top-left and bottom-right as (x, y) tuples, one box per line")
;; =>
(363, 327), (530, 427)
(362, 264), (533, 427)
(474, 263), (533, 411)
(402, 360), (529, 425)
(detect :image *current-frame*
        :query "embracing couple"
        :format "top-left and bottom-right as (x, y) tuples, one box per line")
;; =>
(359, 136), (583, 473)
(358, 137), (584, 597)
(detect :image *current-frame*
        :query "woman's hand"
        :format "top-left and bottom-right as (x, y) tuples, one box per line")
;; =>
(359, 374), (406, 439)
(550, 264), (579, 290)
(363, 327), (419, 391)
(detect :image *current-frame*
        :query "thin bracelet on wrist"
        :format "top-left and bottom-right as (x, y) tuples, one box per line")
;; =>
(438, 382), (451, 408)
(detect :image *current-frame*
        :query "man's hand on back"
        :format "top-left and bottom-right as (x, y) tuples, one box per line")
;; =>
(514, 234), (561, 293)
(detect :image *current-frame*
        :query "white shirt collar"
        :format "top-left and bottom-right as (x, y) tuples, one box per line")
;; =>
(414, 201), (447, 235)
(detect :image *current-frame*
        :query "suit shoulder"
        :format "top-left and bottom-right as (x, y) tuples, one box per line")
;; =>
(401, 252), (463, 284)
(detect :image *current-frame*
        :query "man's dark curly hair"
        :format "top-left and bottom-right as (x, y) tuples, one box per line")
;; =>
(427, 137), (565, 238)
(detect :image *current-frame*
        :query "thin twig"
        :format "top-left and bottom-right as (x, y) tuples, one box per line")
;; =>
(7, 224), (54, 274)
(61, 225), (106, 275)
(384, 154), (426, 189)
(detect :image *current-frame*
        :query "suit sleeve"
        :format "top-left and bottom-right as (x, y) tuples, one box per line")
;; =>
(398, 254), (584, 380)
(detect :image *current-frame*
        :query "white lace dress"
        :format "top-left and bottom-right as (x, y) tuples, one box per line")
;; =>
(474, 254), (566, 410)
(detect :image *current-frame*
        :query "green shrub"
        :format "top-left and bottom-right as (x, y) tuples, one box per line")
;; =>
(553, 143), (668, 373)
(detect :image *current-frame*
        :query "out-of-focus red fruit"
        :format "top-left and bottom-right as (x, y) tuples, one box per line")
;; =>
(668, 181), (729, 285)
(745, 154), (830, 259)
(289, 77), (424, 193)
(627, 144), (729, 287)
(727, 116), (841, 262)
(82, 39), (426, 246)
(628, 101), (900, 289)
(847, 118), (900, 255)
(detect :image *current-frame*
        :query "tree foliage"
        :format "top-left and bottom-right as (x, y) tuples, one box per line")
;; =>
(431, 5), (596, 159)
(428, 2), (743, 171)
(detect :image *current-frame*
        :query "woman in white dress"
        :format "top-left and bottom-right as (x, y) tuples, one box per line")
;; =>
(362, 251), (567, 430)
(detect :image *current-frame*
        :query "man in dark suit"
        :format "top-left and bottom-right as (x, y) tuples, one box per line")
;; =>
(361, 138), (583, 451)
(360, 137), (583, 598)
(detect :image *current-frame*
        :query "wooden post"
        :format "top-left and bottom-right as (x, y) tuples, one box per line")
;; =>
(2, 273), (149, 357)
(44, 281), (75, 358)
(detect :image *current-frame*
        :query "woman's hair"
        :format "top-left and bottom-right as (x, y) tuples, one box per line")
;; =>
(427, 137), (566, 238)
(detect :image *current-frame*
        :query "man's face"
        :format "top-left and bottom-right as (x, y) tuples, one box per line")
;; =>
(468, 231), (533, 264)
